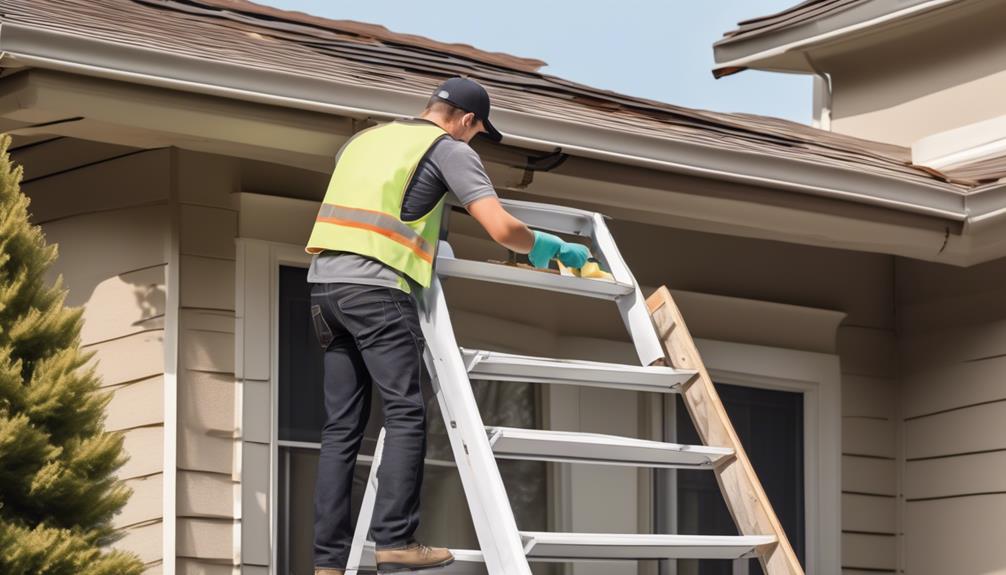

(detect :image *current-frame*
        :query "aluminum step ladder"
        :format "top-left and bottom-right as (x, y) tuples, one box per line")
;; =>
(344, 199), (802, 575)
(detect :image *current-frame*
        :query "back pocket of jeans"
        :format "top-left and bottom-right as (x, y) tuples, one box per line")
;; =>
(310, 304), (334, 349)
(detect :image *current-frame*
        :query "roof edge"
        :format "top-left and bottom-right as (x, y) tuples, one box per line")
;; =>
(713, 0), (959, 78)
(0, 21), (973, 224)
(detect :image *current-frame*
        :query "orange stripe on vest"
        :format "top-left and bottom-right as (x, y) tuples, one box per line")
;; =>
(315, 217), (434, 264)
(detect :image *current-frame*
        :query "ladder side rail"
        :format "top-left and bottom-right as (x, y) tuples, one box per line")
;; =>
(592, 212), (665, 366)
(419, 278), (534, 575)
(646, 286), (804, 575)
(345, 428), (386, 575)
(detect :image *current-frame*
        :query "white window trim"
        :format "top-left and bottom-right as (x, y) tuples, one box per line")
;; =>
(236, 239), (313, 574)
(268, 242), (313, 573)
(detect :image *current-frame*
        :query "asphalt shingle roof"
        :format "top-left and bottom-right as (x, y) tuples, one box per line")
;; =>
(1, 0), (994, 189)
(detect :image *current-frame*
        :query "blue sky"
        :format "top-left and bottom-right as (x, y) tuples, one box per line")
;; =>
(256, 1), (811, 123)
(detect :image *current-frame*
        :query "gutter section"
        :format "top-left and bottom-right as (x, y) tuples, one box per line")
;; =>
(0, 22), (972, 224)
(713, 0), (962, 78)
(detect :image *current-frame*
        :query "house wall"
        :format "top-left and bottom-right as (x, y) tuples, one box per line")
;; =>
(895, 254), (1006, 575)
(18, 140), (173, 573)
(14, 130), (904, 574)
(234, 158), (900, 574)
(821, 0), (1006, 146)
(173, 150), (241, 575)
(19, 141), (244, 575)
(607, 218), (899, 575)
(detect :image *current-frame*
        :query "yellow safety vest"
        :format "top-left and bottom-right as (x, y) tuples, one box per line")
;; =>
(305, 120), (449, 288)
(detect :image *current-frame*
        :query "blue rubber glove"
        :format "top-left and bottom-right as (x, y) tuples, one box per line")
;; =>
(528, 230), (563, 268)
(557, 242), (590, 268)
(529, 231), (592, 269)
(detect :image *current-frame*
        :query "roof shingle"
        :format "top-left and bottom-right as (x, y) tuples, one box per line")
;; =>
(716, 0), (866, 48)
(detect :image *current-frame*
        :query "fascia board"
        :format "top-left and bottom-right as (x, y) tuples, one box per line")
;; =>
(0, 22), (969, 223)
(713, 0), (961, 75)
(495, 108), (967, 221)
(912, 113), (1006, 170)
(0, 68), (354, 172)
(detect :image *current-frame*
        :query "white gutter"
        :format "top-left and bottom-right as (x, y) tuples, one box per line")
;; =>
(0, 22), (972, 223)
(713, 0), (961, 75)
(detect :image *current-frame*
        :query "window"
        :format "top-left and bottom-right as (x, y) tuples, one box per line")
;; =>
(240, 242), (840, 574)
(274, 265), (551, 574)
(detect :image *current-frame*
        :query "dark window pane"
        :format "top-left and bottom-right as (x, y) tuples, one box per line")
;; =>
(674, 383), (805, 575)
(277, 265), (326, 443)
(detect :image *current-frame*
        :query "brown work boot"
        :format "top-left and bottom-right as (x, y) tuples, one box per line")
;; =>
(314, 569), (344, 575)
(375, 542), (454, 572)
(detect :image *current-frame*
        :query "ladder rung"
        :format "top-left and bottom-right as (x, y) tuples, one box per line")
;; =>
(436, 256), (634, 300)
(519, 532), (777, 560)
(359, 544), (485, 573)
(486, 427), (733, 469)
(461, 348), (696, 392)
(358, 533), (775, 568)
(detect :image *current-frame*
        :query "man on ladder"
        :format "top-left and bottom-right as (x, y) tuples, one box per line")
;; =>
(305, 76), (590, 575)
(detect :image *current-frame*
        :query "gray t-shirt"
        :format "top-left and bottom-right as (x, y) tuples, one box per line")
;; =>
(308, 125), (498, 293)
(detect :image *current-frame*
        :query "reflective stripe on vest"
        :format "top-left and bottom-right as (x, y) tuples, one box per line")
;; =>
(314, 203), (435, 263)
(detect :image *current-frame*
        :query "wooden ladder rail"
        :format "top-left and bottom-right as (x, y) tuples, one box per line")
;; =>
(646, 286), (805, 575)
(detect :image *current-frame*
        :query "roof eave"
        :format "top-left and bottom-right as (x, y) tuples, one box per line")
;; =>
(0, 21), (969, 224)
(713, 0), (961, 78)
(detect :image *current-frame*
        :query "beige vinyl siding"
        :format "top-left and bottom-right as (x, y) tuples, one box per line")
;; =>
(823, 1), (1006, 146)
(18, 141), (172, 572)
(832, 65), (1006, 147)
(175, 150), (241, 572)
(895, 254), (1006, 575)
(903, 496), (1006, 575)
(835, 327), (899, 572)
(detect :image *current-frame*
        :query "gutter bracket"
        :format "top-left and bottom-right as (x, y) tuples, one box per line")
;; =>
(520, 147), (568, 188)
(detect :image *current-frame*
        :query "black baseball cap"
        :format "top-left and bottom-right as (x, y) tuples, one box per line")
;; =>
(431, 77), (503, 142)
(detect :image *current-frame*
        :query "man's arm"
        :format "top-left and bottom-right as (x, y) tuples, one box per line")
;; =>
(439, 141), (587, 268)
(465, 196), (535, 253)
(465, 196), (588, 269)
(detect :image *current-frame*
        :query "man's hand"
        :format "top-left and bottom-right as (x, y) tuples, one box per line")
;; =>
(529, 231), (590, 269)
(557, 241), (590, 268)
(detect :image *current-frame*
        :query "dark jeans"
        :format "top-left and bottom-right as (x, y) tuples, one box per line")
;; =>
(309, 282), (428, 569)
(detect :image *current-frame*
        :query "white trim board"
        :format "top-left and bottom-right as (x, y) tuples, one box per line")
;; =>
(162, 150), (181, 574)
(912, 113), (1006, 170)
(236, 238), (313, 573)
